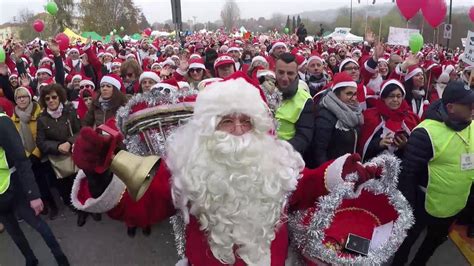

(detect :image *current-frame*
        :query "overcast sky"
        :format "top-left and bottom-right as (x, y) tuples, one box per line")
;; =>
(0, 0), (472, 24)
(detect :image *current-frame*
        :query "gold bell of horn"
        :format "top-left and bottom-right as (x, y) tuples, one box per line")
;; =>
(110, 150), (160, 201)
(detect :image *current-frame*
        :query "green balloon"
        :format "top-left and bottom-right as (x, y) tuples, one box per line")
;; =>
(284, 27), (289, 34)
(409, 33), (424, 54)
(120, 26), (124, 31)
(113, 29), (117, 33)
(0, 48), (5, 63)
(45, 2), (59, 16)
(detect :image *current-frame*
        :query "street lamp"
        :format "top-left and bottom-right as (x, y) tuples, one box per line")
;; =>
(350, 0), (353, 28)
(446, 0), (452, 48)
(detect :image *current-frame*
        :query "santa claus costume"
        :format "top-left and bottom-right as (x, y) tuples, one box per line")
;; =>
(71, 76), (404, 265)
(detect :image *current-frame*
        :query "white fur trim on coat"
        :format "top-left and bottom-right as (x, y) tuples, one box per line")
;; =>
(71, 170), (126, 213)
(194, 77), (269, 122)
(324, 153), (351, 192)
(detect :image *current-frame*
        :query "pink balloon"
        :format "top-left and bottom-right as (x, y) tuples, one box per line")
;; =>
(33, 19), (45, 33)
(55, 33), (70, 51)
(421, 0), (447, 28)
(469, 6), (474, 22)
(143, 28), (152, 36)
(396, 0), (424, 20)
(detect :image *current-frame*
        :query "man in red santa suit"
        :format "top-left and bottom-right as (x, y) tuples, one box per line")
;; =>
(71, 76), (376, 265)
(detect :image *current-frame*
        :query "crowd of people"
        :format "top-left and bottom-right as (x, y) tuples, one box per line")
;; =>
(0, 26), (473, 266)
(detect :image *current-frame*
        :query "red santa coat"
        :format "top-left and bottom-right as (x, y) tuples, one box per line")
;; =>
(73, 159), (338, 265)
(358, 101), (420, 160)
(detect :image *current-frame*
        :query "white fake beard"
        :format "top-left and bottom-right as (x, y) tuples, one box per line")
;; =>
(167, 123), (304, 265)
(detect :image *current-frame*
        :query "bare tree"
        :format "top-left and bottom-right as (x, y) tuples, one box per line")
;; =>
(220, 0), (240, 31)
(80, 0), (140, 34)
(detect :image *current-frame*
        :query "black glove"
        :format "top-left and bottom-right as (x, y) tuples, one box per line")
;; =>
(84, 170), (114, 198)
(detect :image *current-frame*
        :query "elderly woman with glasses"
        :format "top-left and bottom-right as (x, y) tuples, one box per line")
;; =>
(36, 84), (82, 221)
(82, 74), (127, 128)
(358, 80), (419, 162)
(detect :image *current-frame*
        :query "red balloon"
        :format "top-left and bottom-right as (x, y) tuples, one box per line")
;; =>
(469, 6), (474, 22)
(143, 28), (152, 36)
(33, 19), (45, 33)
(421, 0), (447, 28)
(55, 33), (70, 51)
(396, 0), (424, 20)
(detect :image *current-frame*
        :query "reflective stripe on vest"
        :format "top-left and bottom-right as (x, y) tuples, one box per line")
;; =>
(275, 86), (311, 141)
(416, 119), (474, 218)
(0, 113), (11, 194)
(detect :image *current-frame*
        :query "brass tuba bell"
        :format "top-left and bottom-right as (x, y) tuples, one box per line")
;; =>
(110, 150), (160, 201)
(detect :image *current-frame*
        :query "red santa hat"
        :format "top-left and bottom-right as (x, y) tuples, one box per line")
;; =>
(379, 79), (406, 98)
(150, 62), (162, 69)
(194, 72), (269, 125)
(251, 56), (268, 65)
(339, 58), (359, 73)
(36, 65), (53, 77)
(188, 57), (206, 70)
(213, 55), (235, 70)
(423, 60), (438, 71)
(227, 45), (240, 53)
(111, 58), (122, 68)
(162, 58), (176, 67)
(101, 74), (123, 91)
(39, 56), (54, 66)
(79, 77), (95, 89)
(125, 53), (136, 60)
(68, 47), (80, 55)
(9, 71), (18, 80)
(269, 41), (288, 54)
(404, 65), (423, 81)
(331, 72), (357, 92)
(139, 71), (161, 84)
(295, 54), (307, 69)
(189, 54), (202, 60)
(307, 52), (323, 64)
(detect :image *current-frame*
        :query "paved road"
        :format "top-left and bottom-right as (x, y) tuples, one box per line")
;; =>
(0, 204), (470, 266)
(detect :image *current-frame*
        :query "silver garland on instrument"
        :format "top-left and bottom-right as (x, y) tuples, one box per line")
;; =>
(288, 153), (414, 265)
(115, 88), (197, 259)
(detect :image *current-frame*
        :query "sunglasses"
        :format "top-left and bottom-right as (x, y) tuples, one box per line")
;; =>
(154, 87), (172, 94)
(80, 84), (93, 89)
(344, 66), (360, 71)
(126, 73), (135, 77)
(189, 68), (203, 73)
(45, 95), (58, 101)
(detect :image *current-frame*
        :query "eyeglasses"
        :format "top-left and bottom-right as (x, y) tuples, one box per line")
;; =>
(217, 116), (253, 132)
(153, 87), (172, 94)
(386, 94), (404, 99)
(80, 85), (93, 89)
(344, 66), (360, 72)
(189, 68), (203, 73)
(45, 95), (58, 101)
(126, 73), (135, 77)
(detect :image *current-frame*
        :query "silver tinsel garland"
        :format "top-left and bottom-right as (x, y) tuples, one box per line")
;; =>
(289, 153), (414, 265)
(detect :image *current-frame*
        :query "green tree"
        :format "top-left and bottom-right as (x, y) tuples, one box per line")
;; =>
(297, 15), (301, 27)
(138, 12), (151, 31)
(292, 16), (296, 33)
(285, 15), (290, 30)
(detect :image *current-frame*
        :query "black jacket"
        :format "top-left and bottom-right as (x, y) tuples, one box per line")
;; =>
(0, 113), (40, 201)
(307, 106), (360, 168)
(398, 100), (470, 208)
(36, 103), (81, 156)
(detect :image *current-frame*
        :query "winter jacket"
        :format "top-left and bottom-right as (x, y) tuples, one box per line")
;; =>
(81, 90), (127, 128)
(0, 112), (40, 201)
(11, 102), (43, 158)
(36, 103), (81, 156)
(308, 106), (360, 168)
(397, 100), (471, 209)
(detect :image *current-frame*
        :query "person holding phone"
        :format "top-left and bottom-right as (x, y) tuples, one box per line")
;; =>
(358, 79), (420, 162)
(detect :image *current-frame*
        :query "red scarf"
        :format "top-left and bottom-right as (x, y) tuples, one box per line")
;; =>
(374, 99), (419, 132)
